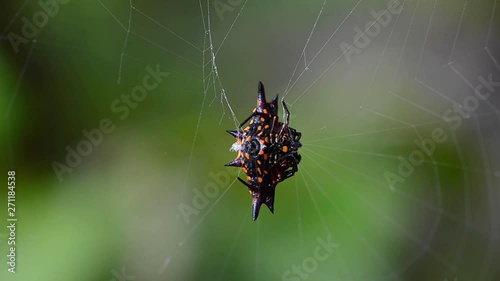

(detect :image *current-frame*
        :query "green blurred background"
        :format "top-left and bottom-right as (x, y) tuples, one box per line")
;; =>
(1, 0), (499, 280)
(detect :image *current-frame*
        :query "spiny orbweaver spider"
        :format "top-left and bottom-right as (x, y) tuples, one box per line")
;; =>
(226, 82), (302, 220)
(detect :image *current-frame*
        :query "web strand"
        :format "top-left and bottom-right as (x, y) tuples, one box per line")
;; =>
(5, 40), (36, 165)
(284, 0), (364, 99)
(485, 0), (498, 47)
(117, 0), (133, 84)
(448, 1), (468, 63)
(415, 0), (438, 80)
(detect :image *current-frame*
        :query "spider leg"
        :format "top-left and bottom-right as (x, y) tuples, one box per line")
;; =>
(293, 131), (302, 142)
(278, 154), (301, 182)
(278, 99), (292, 138)
(238, 112), (263, 129)
(288, 127), (301, 142)
(281, 98), (290, 127)
(237, 177), (257, 193)
(269, 116), (279, 143)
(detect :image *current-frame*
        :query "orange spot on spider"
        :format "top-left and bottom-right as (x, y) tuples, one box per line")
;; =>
(283, 146), (289, 153)
(258, 177), (263, 183)
(257, 160), (262, 165)
(264, 170), (269, 175)
(257, 167), (262, 174)
(259, 150), (264, 155)
(263, 109), (268, 114)
(265, 125), (270, 129)
(264, 137), (269, 143)
(247, 176), (252, 181)
(245, 153), (250, 159)
(258, 126), (262, 131)
(260, 117), (265, 122)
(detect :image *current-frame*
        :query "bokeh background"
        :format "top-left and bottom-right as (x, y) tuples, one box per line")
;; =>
(1, 0), (500, 280)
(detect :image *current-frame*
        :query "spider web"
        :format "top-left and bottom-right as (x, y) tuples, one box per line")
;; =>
(1, 0), (499, 280)
(178, 1), (499, 280)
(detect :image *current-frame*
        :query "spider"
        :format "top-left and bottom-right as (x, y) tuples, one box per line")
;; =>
(225, 82), (302, 220)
